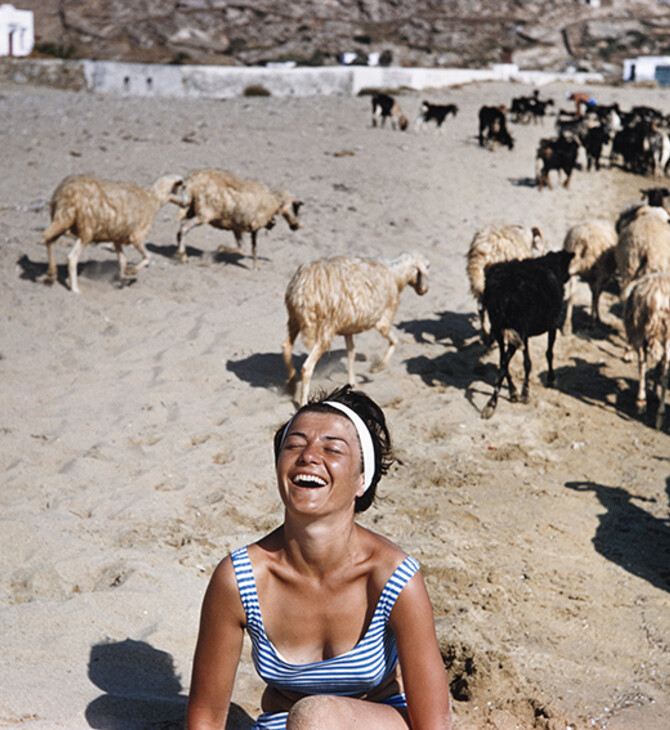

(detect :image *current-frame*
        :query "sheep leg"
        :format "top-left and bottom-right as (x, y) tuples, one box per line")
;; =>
(590, 282), (602, 324)
(344, 334), (357, 386)
(562, 276), (575, 335)
(217, 230), (244, 255)
(250, 230), (259, 269)
(300, 343), (327, 406)
(636, 346), (647, 414)
(176, 218), (203, 262)
(654, 345), (669, 429)
(372, 326), (398, 373)
(115, 244), (129, 286)
(45, 241), (57, 285)
(481, 339), (517, 419)
(128, 239), (151, 275)
(520, 339), (534, 403)
(282, 322), (300, 386)
(479, 306), (493, 347)
(67, 238), (83, 294)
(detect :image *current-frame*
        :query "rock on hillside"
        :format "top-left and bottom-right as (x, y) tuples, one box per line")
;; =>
(20, 0), (670, 79)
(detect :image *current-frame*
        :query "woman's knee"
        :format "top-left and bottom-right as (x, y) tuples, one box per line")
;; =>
(286, 695), (344, 730)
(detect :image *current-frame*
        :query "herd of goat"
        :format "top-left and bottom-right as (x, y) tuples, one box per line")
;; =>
(37, 90), (670, 427)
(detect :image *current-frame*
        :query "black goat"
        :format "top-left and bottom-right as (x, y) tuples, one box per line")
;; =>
(480, 250), (574, 419)
(478, 106), (514, 150)
(371, 93), (409, 131)
(416, 101), (458, 130)
(536, 136), (580, 190)
(582, 125), (610, 171)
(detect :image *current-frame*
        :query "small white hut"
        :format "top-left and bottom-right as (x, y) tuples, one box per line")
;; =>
(623, 55), (670, 85)
(0, 4), (34, 57)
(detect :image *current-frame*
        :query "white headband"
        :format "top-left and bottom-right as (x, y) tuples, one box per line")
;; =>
(323, 401), (376, 493)
(280, 401), (376, 493)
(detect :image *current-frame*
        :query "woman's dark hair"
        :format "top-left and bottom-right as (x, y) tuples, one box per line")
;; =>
(273, 386), (393, 512)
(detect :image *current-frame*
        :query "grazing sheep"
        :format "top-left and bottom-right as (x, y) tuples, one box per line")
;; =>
(466, 224), (546, 343)
(175, 168), (303, 268)
(615, 204), (670, 294)
(43, 173), (184, 293)
(623, 272), (670, 428)
(562, 220), (618, 334)
(480, 250), (574, 419)
(282, 252), (430, 405)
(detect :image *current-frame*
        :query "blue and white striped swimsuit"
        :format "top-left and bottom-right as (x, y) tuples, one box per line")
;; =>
(231, 546), (420, 730)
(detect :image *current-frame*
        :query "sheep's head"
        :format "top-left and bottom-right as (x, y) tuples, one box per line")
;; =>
(153, 174), (186, 206)
(280, 196), (303, 231)
(406, 253), (430, 295)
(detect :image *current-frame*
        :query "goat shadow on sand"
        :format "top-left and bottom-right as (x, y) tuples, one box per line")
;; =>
(85, 638), (254, 730)
(16, 254), (136, 289)
(507, 176), (538, 188)
(399, 310), (500, 411)
(147, 242), (252, 269)
(565, 480), (670, 593)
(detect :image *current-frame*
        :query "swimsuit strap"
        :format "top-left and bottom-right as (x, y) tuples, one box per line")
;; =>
(230, 546), (262, 630)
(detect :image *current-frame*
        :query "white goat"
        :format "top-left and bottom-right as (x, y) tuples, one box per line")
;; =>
(562, 219), (618, 335)
(615, 204), (670, 295)
(282, 252), (430, 405)
(466, 224), (545, 342)
(623, 272), (670, 429)
(175, 168), (302, 268)
(43, 173), (184, 293)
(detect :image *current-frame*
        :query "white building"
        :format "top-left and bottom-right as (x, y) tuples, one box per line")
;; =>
(623, 55), (670, 85)
(0, 4), (34, 57)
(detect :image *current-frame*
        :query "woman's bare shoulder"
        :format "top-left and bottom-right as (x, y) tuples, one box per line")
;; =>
(358, 526), (412, 580)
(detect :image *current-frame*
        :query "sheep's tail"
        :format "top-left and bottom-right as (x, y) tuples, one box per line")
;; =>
(43, 206), (76, 243)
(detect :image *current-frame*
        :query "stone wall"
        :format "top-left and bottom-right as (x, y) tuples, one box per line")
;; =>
(0, 57), (605, 98)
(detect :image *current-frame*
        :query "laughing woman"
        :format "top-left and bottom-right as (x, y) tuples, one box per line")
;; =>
(187, 386), (453, 730)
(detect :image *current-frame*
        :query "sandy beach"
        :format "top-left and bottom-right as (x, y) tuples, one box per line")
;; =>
(0, 78), (669, 729)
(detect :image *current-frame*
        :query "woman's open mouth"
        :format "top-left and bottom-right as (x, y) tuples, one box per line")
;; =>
(292, 474), (327, 488)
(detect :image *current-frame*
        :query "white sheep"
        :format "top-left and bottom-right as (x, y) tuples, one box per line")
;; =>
(175, 168), (303, 268)
(282, 252), (430, 405)
(623, 272), (670, 429)
(561, 219), (618, 335)
(615, 204), (670, 295)
(43, 173), (184, 293)
(465, 224), (545, 342)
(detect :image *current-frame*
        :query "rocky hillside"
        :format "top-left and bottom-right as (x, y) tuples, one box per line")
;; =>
(21, 0), (670, 79)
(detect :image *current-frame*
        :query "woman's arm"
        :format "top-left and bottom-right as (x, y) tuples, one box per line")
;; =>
(186, 556), (246, 730)
(390, 571), (453, 730)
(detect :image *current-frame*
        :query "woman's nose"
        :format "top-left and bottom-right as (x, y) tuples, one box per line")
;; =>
(296, 441), (319, 463)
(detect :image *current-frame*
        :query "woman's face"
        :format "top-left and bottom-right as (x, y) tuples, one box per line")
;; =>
(276, 411), (365, 516)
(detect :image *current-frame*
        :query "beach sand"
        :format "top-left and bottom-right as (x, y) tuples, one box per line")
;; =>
(0, 78), (668, 729)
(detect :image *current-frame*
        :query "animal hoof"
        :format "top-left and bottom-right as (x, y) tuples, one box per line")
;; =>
(520, 392), (530, 404)
(175, 252), (188, 263)
(636, 400), (646, 415)
(43, 275), (56, 287)
(509, 393), (519, 403)
(481, 402), (496, 419)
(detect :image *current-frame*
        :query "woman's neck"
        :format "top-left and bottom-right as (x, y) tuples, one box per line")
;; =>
(280, 514), (364, 578)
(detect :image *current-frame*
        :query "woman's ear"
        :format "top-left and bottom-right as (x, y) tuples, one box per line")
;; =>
(355, 471), (365, 499)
